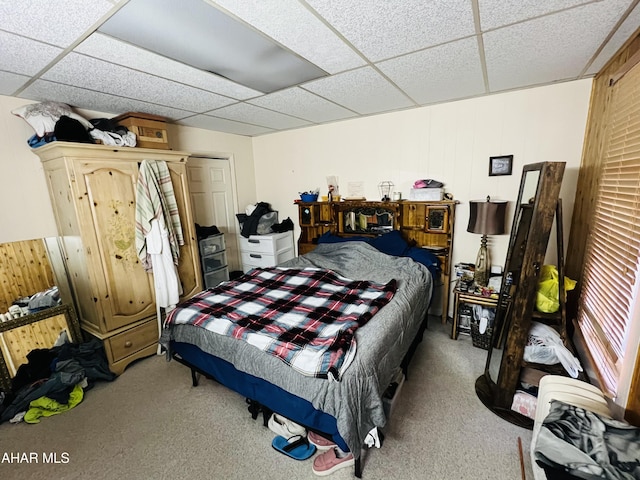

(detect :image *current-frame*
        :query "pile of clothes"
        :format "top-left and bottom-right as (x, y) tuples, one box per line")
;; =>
(0, 338), (115, 424)
(236, 202), (294, 238)
(11, 101), (136, 148)
(0, 286), (61, 322)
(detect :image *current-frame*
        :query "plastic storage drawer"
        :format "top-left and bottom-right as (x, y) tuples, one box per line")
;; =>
(240, 249), (295, 273)
(239, 234), (291, 255)
(202, 251), (227, 273)
(199, 234), (225, 256)
(204, 267), (229, 289)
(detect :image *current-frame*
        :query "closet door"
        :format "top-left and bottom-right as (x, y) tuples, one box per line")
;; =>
(73, 159), (156, 331)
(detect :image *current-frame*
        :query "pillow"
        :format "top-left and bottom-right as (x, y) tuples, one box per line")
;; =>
(12, 101), (93, 137)
(404, 246), (440, 278)
(368, 230), (409, 257)
(316, 231), (369, 244)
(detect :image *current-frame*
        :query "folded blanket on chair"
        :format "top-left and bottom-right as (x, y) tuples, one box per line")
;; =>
(165, 267), (396, 380)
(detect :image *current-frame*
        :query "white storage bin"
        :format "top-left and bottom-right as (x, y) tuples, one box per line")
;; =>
(199, 234), (225, 256)
(239, 233), (291, 255)
(239, 231), (295, 273)
(409, 188), (444, 201)
(240, 249), (295, 272)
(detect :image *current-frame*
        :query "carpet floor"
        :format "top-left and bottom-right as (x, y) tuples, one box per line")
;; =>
(0, 317), (533, 480)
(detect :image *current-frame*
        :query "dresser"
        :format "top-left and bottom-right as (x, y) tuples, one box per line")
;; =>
(34, 142), (202, 375)
(199, 233), (230, 288)
(239, 231), (295, 273)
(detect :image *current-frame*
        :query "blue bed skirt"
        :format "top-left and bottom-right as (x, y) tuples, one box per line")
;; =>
(171, 341), (350, 452)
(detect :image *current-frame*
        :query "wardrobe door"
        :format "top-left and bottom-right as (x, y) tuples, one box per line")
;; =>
(73, 159), (156, 331)
(167, 161), (203, 299)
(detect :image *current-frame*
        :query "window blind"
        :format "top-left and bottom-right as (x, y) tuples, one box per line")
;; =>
(577, 61), (640, 398)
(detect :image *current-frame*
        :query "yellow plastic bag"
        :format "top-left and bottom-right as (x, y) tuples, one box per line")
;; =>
(535, 265), (577, 313)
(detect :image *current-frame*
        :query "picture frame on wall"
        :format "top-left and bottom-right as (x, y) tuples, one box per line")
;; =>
(489, 155), (514, 176)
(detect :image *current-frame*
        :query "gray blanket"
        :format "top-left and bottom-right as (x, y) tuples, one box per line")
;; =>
(164, 242), (432, 455)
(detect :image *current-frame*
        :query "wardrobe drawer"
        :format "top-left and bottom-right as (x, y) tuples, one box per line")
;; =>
(108, 320), (158, 362)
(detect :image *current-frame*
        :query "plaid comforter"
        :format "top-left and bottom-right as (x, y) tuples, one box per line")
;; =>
(165, 267), (397, 380)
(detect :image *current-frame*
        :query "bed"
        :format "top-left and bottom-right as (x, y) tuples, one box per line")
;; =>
(160, 241), (432, 475)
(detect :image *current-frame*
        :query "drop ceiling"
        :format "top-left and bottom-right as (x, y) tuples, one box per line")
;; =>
(1, 0), (639, 137)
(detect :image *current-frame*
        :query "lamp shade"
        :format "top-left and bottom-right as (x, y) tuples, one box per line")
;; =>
(467, 198), (507, 235)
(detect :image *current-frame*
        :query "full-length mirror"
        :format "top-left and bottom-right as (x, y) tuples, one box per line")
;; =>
(0, 304), (81, 392)
(476, 162), (565, 428)
(521, 170), (541, 205)
(0, 237), (78, 393)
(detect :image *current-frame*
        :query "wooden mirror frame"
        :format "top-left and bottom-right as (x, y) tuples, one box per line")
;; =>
(475, 162), (565, 428)
(425, 205), (450, 233)
(0, 304), (81, 393)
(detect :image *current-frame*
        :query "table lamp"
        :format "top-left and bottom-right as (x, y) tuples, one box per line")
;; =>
(467, 196), (507, 286)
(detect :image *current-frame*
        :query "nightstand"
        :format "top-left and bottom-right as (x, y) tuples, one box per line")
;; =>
(451, 280), (501, 347)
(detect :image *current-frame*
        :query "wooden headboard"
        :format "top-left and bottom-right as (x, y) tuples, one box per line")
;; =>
(295, 199), (458, 323)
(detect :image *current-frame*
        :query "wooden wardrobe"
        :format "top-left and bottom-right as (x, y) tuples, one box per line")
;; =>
(34, 142), (202, 374)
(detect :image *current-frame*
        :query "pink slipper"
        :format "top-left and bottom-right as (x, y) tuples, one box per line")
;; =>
(308, 431), (336, 451)
(312, 447), (354, 476)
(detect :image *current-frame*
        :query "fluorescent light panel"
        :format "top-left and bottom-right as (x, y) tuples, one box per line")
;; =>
(98, 0), (327, 93)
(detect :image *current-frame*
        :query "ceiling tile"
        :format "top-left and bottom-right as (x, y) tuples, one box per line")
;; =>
(0, 71), (30, 95)
(247, 87), (357, 123)
(377, 37), (485, 105)
(177, 115), (274, 136)
(302, 67), (414, 115)
(75, 33), (262, 100)
(306, 0), (475, 61)
(0, 0), (120, 47)
(42, 53), (236, 112)
(478, 0), (593, 30)
(586, 1), (640, 75)
(211, 0), (365, 74)
(484, 1), (633, 91)
(208, 103), (311, 130)
(0, 31), (62, 76)
(20, 80), (195, 120)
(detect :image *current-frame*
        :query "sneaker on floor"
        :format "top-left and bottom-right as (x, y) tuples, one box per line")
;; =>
(312, 447), (354, 476)
(268, 413), (306, 439)
(308, 431), (336, 451)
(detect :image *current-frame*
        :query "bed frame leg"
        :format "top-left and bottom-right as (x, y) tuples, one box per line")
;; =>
(246, 399), (262, 420)
(354, 456), (362, 478)
(261, 406), (273, 427)
(190, 368), (199, 387)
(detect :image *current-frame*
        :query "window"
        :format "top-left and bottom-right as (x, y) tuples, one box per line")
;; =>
(577, 61), (640, 399)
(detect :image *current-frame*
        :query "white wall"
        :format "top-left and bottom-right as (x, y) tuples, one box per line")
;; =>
(1, 79), (592, 281)
(0, 95), (59, 243)
(0, 95), (255, 245)
(252, 80), (593, 284)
